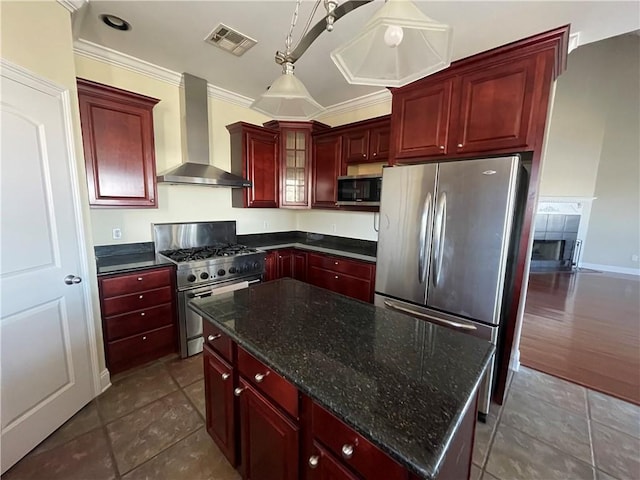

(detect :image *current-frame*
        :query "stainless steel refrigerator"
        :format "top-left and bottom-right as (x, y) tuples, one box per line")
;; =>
(374, 155), (523, 418)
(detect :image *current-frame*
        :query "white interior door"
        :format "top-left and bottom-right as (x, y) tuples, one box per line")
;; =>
(1, 63), (96, 473)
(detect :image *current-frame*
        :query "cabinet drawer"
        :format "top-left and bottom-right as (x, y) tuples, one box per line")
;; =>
(203, 321), (233, 363)
(101, 268), (172, 298)
(308, 254), (373, 279)
(104, 303), (173, 341)
(238, 347), (298, 419)
(307, 266), (372, 303)
(107, 325), (176, 374)
(312, 403), (407, 480)
(102, 286), (173, 317)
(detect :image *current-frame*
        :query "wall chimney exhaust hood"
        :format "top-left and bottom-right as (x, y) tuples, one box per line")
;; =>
(157, 73), (251, 187)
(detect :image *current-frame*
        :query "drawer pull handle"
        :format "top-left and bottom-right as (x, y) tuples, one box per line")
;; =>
(137, 277), (143, 281)
(221, 373), (230, 381)
(457, 143), (463, 148)
(334, 261), (338, 265)
(207, 334), (221, 342)
(254, 372), (269, 383)
(334, 275), (339, 279)
(234, 387), (246, 397)
(439, 145), (445, 150)
(341, 444), (354, 459)
(142, 336), (147, 340)
(308, 455), (319, 469)
(139, 295), (143, 299)
(140, 312), (145, 316)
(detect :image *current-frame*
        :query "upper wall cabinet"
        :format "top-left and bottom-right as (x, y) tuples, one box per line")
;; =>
(342, 117), (391, 164)
(228, 123), (279, 208)
(77, 78), (160, 208)
(391, 28), (566, 162)
(264, 121), (329, 209)
(311, 132), (343, 209)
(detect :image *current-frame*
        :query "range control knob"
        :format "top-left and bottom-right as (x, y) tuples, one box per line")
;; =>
(217, 269), (226, 277)
(228, 266), (237, 274)
(200, 272), (209, 280)
(253, 262), (260, 270)
(187, 274), (197, 282)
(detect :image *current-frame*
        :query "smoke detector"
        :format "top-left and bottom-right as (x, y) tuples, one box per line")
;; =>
(205, 23), (257, 57)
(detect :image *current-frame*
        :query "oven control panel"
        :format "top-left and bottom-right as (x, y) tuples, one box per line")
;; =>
(175, 252), (266, 289)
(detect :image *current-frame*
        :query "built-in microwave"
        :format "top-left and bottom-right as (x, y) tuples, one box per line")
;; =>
(336, 175), (382, 206)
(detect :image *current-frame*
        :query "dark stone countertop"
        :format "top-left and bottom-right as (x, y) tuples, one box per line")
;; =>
(189, 278), (494, 479)
(238, 231), (377, 263)
(95, 242), (173, 276)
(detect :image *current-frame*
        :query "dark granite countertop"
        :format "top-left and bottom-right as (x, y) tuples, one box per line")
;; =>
(189, 278), (493, 479)
(95, 242), (173, 276)
(238, 231), (377, 262)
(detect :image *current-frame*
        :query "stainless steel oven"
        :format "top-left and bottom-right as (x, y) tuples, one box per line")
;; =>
(179, 277), (260, 356)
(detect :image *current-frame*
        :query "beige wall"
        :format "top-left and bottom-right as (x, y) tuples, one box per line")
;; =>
(581, 34), (640, 271)
(74, 56), (298, 245)
(1, 1), (108, 377)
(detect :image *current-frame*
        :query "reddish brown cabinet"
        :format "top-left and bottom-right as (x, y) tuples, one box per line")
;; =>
(228, 123), (279, 208)
(77, 78), (159, 208)
(312, 133), (343, 209)
(452, 57), (538, 154)
(264, 248), (307, 282)
(343, 117), (391, 164)
(292, 250), (308, 282)
(308, 442), (359, 480)
(98, 266), (177, 374)
(392, 80), (453, 158)
(307, 253), (375, 303)
(204, 345), (236, 466)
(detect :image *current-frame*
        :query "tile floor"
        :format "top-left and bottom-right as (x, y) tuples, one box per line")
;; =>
(2, 357), (639, 480)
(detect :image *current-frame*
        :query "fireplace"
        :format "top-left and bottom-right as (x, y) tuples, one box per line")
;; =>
(531, 213), (580, 271)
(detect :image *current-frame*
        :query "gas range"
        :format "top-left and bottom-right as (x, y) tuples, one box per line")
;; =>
(153, 221), (265, 358)
(158, 244), (265, 290)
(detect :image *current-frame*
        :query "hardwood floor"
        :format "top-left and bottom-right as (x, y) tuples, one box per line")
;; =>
(520, 271), (640, 405)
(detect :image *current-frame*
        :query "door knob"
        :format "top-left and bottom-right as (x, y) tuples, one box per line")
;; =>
(64, 274), (82, 285)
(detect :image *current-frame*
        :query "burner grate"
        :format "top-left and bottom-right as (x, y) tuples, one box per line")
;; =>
(160, 244), (258, 262)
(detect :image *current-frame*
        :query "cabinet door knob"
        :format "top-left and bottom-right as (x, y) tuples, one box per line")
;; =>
(140, 312), (145, 316)
(334, 275), (339, 279)
(362, 153), (366, 157)
(341, 443), (354, 459)
(457, 143), (463, 148)
(139, 295), (144, 299)
(308, 455), (319, 469)
(234, 387), (246, 397)
(334, 261), (339, 265)
(254, 372), (268, 383)
(142, 336), (147, 340)
(372, 152), (377, 157)
(137, 277), (143, 281)
(221, 373), (230, 381)
(439, 145), (445, 150)
(207, 334), (221, 342)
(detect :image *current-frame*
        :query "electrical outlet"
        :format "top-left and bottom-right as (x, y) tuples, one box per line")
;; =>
(331, 224), (337, 233)
(112, 228), (122, 240)
(632, 254), (639, 262)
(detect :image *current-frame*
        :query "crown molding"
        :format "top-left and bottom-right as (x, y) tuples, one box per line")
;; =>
(73, 39), (253, 107)
(316, 89), (391, 121)
(57, 0), (87, 13)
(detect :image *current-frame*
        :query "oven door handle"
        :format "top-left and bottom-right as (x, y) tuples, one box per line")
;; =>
(186, 279), (261, 299)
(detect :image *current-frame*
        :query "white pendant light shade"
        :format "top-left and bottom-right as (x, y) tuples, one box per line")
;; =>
(250, 63), (324, 120)
(331, 0), (453, 87)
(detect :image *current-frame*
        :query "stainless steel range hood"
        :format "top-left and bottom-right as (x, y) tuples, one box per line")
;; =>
(157, 73), (251, 187)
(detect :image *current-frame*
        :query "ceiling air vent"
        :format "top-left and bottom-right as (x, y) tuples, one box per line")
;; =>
(205, 23), (257, 57)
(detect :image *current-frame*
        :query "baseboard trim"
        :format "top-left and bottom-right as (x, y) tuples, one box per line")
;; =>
(509, 349), (521, 372)
(99, 369), (111, 393)
(580, 262), (640, 276)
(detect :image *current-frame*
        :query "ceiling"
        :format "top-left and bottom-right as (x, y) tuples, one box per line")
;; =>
(74, 1), (640, 107)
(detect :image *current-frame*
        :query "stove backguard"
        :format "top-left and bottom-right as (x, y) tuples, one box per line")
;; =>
(153, 221), (236, 252)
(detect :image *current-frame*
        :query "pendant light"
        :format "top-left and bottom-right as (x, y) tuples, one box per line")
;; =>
(331, 0), (453, 87)
(250, 0), (324, 120)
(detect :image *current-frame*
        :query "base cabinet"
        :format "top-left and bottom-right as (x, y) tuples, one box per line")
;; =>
(203, 346), (236, 466)
(203, 328), (477, 480)
(239, 380), (300, 480)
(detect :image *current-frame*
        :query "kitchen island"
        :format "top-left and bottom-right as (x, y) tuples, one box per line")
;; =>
(189, 278), (494, 480)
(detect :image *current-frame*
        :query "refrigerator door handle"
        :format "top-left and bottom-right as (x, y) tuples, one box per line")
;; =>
(418, 192), (432, 284)
(383, 300), (477, 331)
(432, 192), (447, 287)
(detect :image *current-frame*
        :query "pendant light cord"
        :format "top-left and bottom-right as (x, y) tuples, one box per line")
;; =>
(285, 0), (322, 58)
